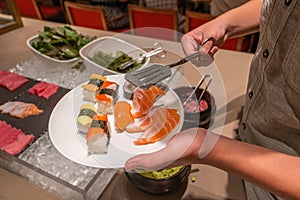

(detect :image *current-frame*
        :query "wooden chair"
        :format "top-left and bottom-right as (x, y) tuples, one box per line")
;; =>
(185, 10), (253, 52)
(64, 1), (107, 30)
(64, 1), (108, 30)
(128, 4), (179, 41)
(15, 0), (64, 22)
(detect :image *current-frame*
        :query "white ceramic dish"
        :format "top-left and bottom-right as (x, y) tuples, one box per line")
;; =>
(26, 35), (81, 65)
(79, 36), (150, 75)
(49, 74), (184, 168)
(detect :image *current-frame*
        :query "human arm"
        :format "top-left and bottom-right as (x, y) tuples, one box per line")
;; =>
(125, 128), (300, 200)
(181, 0), (263, 55)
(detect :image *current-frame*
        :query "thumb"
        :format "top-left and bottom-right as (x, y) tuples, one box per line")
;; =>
(125, 148), (176, 171)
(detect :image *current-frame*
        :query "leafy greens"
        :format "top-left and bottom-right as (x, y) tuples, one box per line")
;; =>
(31, 25), (96, 60)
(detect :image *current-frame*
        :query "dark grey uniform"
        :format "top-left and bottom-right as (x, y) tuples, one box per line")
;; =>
(238, 0), (300, 199)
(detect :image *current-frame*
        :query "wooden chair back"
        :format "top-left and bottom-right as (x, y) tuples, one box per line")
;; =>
(15, 0), (42, 19)
(64, 1), (108, 30)
(128, 4), (179, 41)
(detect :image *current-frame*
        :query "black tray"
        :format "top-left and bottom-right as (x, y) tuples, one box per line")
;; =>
(0, 78), (70, 138)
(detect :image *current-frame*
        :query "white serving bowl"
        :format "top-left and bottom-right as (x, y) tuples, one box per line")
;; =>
(27, 35), (82, 67)
(79, 36), (150, 75)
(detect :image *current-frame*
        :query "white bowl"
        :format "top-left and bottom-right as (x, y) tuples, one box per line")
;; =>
(79, 36), (150, 75)
(26, 35), (81, 66)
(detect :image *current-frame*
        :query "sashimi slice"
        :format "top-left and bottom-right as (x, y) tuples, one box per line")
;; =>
(134, 108), (180, 145)
(114, 101), (134, 130)
(28, 82), (48, 95)
(0, 71), (28, 91)
(0, 101), (22, 113)
(10, 103), (43, 118)
(131, 85), (165, 118)
(0, 121), (11, 132)
(0, 128), (21, 148)
(28, 82), (59, 99)
(40, 83), (58, 99)
(126, 107), (167, 133)
(1, 133), (34, 155)
(0, 101), (43, 118)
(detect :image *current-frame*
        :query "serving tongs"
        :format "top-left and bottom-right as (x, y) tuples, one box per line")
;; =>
(183, 74), (212, 111)
(124, 51), (201, 87)
(119, 43), (166, 70)
(125, 37), (215, 87)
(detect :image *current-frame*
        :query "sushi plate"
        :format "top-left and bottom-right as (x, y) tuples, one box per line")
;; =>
(49, 74), (184, 168)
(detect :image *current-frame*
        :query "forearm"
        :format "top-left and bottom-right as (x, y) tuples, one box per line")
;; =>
(213, 0), (262, 38)
(202, 135), (300, 199)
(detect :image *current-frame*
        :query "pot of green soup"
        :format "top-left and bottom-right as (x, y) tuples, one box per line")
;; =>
(125, 165), (191, 194)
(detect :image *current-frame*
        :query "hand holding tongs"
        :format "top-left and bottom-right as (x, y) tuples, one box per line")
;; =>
(125, 37), (215, 87)
(119, 43), (166, 70)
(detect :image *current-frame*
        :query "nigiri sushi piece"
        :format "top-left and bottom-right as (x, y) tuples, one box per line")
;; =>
(86, 115), (110, 154)
(131, 85), (165, 118)
(77, 103), (97, 133)
(82, 74), (106, 102)
(114, 101), (134, 130)
(133, 108), (180, 145)
(95, 81), (119, 114)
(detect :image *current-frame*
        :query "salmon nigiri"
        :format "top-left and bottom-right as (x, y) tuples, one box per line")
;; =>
(131, 108), (180, 145)
(96, 81), (119, 114)
(131, 85), (165, 118)
(86, 115), (110, 154)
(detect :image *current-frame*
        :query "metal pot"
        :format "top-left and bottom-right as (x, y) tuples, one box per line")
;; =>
(125, 165), (191, 194)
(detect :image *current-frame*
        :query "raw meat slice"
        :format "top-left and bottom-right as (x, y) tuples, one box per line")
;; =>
(0, 128), (21, 148)
(0, 71), (28, 91)
(28, 82), (59, 99)
(1, 133), (34, 155)
(0, 101), (43, 118)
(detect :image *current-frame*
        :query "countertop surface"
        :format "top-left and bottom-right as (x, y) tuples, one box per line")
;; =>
(0, 17), (253, 200)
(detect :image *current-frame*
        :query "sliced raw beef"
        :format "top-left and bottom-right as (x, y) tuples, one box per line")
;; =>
(0, 71), (28, 91)
(1, 133), (34, 155)
(28, 82), (59, 99)
(0, 120), (35, 155)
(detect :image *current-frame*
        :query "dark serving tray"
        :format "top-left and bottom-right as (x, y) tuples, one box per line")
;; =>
(0, 78), (70, 138)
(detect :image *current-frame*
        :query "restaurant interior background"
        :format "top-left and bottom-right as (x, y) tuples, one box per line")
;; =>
(0, 0), (257, 199)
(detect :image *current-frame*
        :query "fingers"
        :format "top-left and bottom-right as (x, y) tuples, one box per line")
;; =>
(125, 128), (203, 171)
(125, 149), (176, 171)
(181, 34), (199, 55)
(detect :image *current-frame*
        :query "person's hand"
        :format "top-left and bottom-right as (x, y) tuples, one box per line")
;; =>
(181, 18), (229, 57)
(125, 127), (208, 171)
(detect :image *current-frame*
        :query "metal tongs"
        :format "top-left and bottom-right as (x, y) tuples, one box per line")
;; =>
(183, 74), (212, 110)
(125, 37), (215, 87)
(119, 43), (166, 70)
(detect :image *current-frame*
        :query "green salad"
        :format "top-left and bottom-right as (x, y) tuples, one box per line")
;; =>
(135, 166), (183, 180)
(31, 25), (96, 60)
(89, 51), (146, 73)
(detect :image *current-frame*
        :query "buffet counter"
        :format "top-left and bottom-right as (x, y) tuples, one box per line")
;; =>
(0, 17), (253, 200)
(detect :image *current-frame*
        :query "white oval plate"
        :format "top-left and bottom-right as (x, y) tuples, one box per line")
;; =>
(49, 74), (183, 168)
